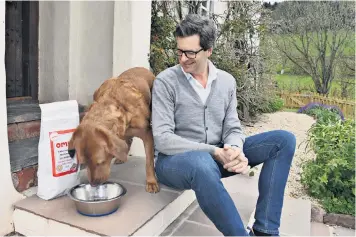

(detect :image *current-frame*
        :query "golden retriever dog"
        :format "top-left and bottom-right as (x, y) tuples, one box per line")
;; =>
(68, 67), (159, 193)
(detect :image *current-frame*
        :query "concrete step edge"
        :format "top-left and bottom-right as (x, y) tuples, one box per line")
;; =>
(132, 189), (196, 236)
(13, 190), (196, 236)
(246, 198), (312, 236)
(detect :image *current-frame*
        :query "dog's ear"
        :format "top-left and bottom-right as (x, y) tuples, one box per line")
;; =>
(96, 127), (129, 160)
(68, 127), (84, 162)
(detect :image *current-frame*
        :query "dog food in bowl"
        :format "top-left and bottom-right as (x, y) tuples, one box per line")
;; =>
(67, 181), (126, 217)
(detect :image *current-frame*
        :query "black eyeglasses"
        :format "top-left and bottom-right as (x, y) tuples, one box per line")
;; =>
(176, 48), (204, 59)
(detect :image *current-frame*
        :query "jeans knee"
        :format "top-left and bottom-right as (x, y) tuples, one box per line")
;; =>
(188, 151), (220, 178)
(274, 130), (296, 148)
(274, 130), (296, 154)
(282, 130), (296, 148)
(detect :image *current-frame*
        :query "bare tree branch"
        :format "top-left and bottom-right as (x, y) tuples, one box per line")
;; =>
(270, 1), (355, 95)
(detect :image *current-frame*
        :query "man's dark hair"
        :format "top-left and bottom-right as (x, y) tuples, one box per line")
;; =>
(174, 14), (217, 50)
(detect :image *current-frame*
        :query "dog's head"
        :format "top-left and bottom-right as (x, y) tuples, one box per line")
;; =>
(68, 123), (129, 186)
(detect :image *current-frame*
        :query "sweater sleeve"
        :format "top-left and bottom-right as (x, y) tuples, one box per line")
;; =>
(221, 80), (246, 150)
(151, 77), (216, 156)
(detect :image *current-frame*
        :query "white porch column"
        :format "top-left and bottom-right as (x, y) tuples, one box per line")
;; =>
(112, 0), (152, 76)
(0, 2), (25, 235)
(113, 0), (152, 157)
(39, 1), (115, 106)
(68, 1), (115, 106)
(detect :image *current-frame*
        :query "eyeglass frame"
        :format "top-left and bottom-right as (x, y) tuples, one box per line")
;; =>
(176, 48), (204, 59)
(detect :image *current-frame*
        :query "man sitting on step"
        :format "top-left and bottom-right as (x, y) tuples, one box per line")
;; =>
(151, 14), (296, 236)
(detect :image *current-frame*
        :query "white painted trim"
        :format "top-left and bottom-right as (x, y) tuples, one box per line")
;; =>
(0, 2), (26, 235)
(13, 209), (100, 236)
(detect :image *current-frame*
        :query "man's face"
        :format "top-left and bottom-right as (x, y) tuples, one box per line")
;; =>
(176, 34), (212, 74)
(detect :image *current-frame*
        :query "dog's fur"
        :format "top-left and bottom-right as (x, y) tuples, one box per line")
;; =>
(68, 67), (159, 193)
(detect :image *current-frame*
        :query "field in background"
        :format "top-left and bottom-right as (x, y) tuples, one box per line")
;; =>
(273, 74), (355, 99)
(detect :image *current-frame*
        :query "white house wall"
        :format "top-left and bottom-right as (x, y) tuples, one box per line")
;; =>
(68, 1), (115, 106)
(39, 1), (115, 105)
(38, 1), (70, 103)
(39, 1), (152, 106)
(112, 1), (152, 76)
(0, 1), (26, 235)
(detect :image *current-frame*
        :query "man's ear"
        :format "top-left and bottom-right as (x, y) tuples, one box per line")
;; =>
(207, 47), (213, 57)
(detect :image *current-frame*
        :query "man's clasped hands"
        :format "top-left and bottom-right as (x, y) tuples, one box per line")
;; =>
(214, 146), (250, 174)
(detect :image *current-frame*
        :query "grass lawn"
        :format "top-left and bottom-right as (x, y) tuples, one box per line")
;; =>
(260, 32), (355, 100)
(273, 74), (354, 99)
(281, 108), (299, 112)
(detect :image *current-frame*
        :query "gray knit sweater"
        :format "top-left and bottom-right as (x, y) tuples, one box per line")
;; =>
(151, 64), (245, 157)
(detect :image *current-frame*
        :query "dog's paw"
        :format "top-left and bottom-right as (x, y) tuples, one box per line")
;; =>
(146, 180), (160, 193)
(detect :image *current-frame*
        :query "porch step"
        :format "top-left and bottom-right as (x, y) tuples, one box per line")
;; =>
(9, 137), (39, 172)
(277, 197), (311, 236)
(161, 173), (260, 236)
(7, 98), (41, 124)
(161, 173), (312, 236)
(310, 222), (332, 236)
(13, 157), (196, 236)
(7, 99), (86, 125)
(7, 99), (86, 142)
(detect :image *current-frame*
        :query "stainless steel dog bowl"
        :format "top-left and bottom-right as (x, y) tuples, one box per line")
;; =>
(67, 181), (127, 217)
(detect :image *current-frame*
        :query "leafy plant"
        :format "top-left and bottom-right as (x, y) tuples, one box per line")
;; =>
(298, 102), (345, 122)
(149, 1), (178, 75)
(260, 96), (284, 113)
(301, 118), (355, 215)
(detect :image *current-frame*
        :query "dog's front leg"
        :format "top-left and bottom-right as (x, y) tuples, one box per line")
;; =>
(114, 137), (133, 164)
(141, 129), (159, 193)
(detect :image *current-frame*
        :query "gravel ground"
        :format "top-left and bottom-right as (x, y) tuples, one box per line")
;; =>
(242, 111), (319, 204)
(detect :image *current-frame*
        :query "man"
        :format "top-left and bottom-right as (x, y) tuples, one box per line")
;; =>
(151, 14), (296, 236)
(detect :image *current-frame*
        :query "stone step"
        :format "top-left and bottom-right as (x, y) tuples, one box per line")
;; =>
(161, 174), (260, 236)
(247, 197), (312, 236)
(9, 137), (39, 173)
(310, 222), (332, 236)
(7, 100), (86, 142)
(331, 225), (355, 236)
(161, 170), (312, 236)
(13, 157), (196, 236)
(9, 137), (39, 192)
(7, 98), (41, 124)
(7, 99), (86, 125)
(278, 197), (311, 236)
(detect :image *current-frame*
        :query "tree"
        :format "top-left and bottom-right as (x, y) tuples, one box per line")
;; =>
(270, 1), (355, 95)
(210, 1), (277, 121)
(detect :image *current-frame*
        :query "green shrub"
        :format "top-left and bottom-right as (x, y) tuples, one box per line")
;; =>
(149, 3), (178, 75)
(260, 96), (284, 113)
(297, 102), (345, 123)
(301, 119), (355, 215)
(304, 107), (343, 124)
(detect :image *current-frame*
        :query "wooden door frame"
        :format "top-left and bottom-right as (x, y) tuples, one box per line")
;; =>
(5, 1), (39, 100)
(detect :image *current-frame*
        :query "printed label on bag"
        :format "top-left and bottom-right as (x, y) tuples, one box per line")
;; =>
(49, 129), (78, 177)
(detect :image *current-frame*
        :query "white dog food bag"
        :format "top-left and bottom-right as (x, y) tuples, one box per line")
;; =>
(37, 100), (81, 200)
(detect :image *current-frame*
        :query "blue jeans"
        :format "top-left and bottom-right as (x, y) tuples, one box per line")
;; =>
(155, 130), (296, 236)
